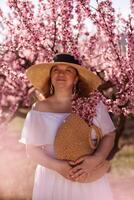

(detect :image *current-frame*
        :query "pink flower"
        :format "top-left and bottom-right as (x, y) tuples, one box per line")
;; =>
(72, 91), (106, 125)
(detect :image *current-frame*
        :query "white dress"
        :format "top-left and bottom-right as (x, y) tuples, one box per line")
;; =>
(20, 101), (115, 200)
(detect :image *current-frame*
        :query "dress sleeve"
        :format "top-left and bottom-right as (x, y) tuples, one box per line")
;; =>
(19, 111), (37, 145)
(19, 111), (50, 145)
(93, 101), (116, 136)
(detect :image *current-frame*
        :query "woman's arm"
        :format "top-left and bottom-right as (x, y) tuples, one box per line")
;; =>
(69, 101), (116, 181)
(93, 131), (116, 161)
(26, 144), (73, 180)
(26, 144), (57, 170)
(69, 132), (115, 180)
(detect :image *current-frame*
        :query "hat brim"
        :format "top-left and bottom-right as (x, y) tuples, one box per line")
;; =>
(26, 62), (102, 95)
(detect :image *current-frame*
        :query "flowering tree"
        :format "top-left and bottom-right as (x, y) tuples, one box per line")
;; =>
(0, 0), (133, 155)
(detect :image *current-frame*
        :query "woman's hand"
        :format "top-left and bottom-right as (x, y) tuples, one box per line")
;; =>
(26, 144), (75, 181)
(69, 154), (104, 181)
(54, 159), (75, 181)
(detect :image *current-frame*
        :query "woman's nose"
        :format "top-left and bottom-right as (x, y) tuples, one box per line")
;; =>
(58, 70), (65, 75)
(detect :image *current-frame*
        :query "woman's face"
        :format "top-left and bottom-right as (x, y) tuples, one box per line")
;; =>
(50, 64), (78, 91)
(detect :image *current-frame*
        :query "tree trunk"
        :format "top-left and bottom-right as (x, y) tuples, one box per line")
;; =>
(107, 113), (126, 160)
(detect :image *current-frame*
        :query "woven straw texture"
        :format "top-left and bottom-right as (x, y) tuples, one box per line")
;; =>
(26, 62), (102, 94)
(54, 113), (102, 161)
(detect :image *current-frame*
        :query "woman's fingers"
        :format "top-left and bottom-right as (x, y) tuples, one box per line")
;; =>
(74, 156), (87, 164)
(71, 169), (85, 179)
(75, 172), (88, 182)
(67, 175), (75, 181)
(69, 165), (82, 175)
(68, 160), (76, 166)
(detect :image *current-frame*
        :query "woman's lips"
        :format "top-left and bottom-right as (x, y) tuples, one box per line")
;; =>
(56, 79), (66, 81)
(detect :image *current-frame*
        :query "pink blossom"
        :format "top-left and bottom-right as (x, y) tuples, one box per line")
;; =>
(0, 0), (134, 125)
(72, 91), (106, 125)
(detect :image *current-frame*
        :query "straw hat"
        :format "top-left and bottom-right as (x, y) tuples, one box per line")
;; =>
(54, 113), (102, 161)
(26, 53), (102, 95)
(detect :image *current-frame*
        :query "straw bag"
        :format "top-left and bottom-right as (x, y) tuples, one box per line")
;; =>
(54, 113), (110, 182)
(54, 113), (102, 162)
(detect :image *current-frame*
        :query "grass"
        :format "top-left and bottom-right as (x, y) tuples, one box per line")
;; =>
(110, 145), (134, 179)
(112, 145), (134, 168)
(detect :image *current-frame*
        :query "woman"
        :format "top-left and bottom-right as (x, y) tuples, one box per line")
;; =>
(20, 53), (116, 200)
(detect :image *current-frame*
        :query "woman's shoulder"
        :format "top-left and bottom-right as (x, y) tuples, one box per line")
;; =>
(32, 97), (53, 112)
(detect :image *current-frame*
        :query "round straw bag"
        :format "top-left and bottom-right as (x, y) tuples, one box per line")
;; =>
(54, 113), (102, 161)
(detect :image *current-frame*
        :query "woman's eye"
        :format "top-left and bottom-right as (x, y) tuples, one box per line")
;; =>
(52, 68), (58, 72)
(52, 68), (74, 74)
(66, 69), (73, 73)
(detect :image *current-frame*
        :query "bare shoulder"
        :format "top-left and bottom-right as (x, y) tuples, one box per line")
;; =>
(32, 98), (52, 112)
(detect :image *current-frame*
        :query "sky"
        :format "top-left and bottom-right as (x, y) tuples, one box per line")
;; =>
(91, 0), (131, 18)
(0, 0), (131, 17)
(0, 0), (131, 41)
